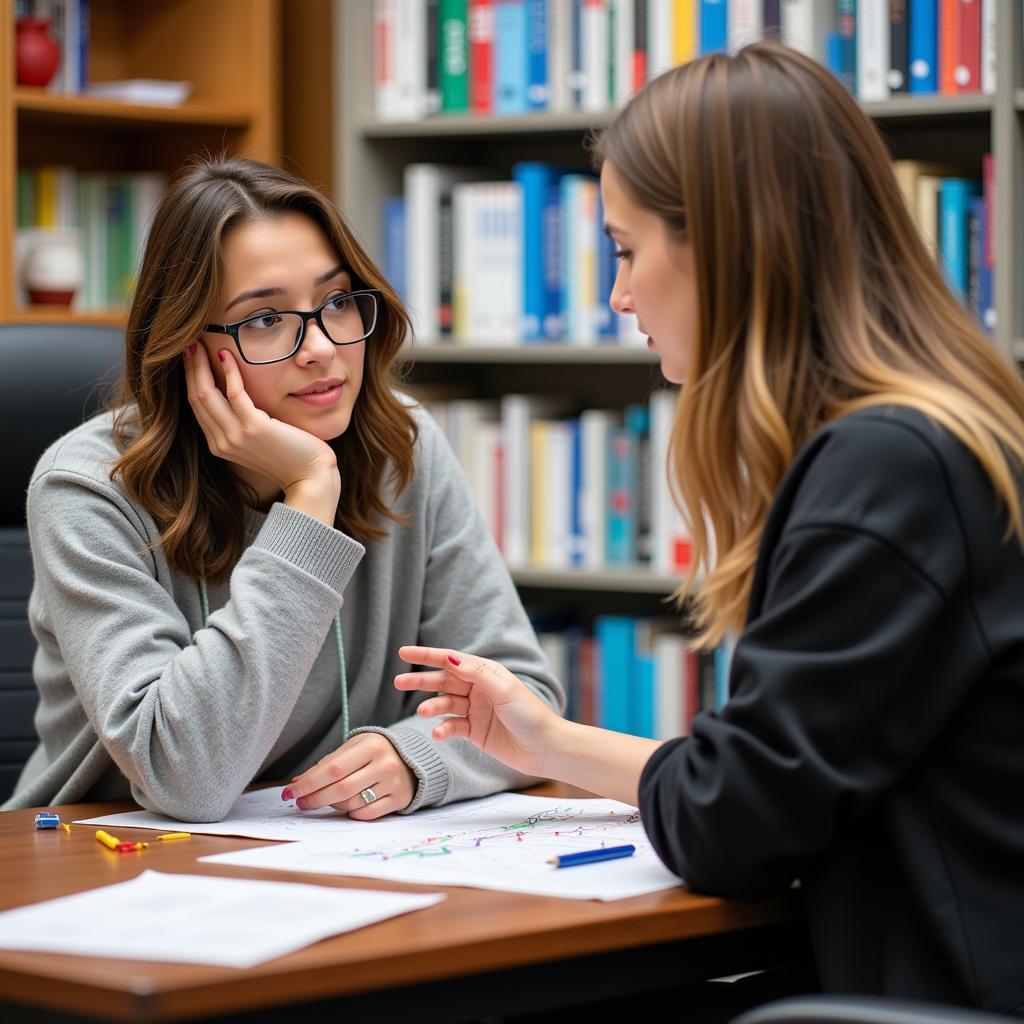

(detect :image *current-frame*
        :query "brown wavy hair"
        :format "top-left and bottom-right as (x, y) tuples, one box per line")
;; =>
(111, 156), (417, 582)
(596, 42), (1024, 648)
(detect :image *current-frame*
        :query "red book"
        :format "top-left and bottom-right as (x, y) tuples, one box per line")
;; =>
(954, 0), (980, 93)
(469, 0), (495, 114)
(938, 0), (958, 94)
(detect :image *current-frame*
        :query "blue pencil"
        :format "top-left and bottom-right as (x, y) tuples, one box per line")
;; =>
(547, 844), (636, 869)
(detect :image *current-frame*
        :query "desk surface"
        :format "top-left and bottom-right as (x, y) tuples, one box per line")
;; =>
(0, 785), (798, 1023)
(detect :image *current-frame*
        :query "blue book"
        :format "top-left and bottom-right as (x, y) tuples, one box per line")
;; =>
(495, 0), (528, 115)
(632, 621), (656, 739)
(542, 182), (563, 339)
(712, 639), (734, 712)
(908, 0), (937, 93)
(825, 31), (856, 93)
(596, 187), (617, 340)
(940, 178), (981, 302)
(606, 425), (635, 565)
(595, 616), (635, 733)
(700, 0), (727, 54)
(513, 162), (564, 341)
(967, 196), (984, 324)
(526, 0), (548, 110)
(381, 196), (407, 303)
(570, 0), (583, 107)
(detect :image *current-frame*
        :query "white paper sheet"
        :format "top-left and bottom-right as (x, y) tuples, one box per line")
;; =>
(0, 870), (443, 968)
(199, 794), (683, 901)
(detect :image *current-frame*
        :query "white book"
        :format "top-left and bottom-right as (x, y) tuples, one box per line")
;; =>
(780, 0), (831, 61)
(475, 420), (504, 542)
(501, 394), (571, 568)
(650, 388), (691, 576)
(981, 0), (996, 95)
(405, 164), (481, 341)
(374, 0), (399, 120)
(548, 0), (573, 112)
(610, 0), (635, 106)
(647, 0), (674, 80)
(856, 0), (889, 101)
(727, 0), (763, 54)
(653, 631), (687, 740)
(582, 0), (610, 111)
(580, 408), (614, 569)
(393, 0), (428, 120)
(543, 419), (573, 569)
(562, 176), (600, 345)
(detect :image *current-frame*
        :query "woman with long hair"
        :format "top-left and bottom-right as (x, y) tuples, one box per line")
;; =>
(4, 156), (563, 822)
(395, 43), (1024, 1010)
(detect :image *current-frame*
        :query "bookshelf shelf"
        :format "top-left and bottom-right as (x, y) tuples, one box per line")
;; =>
(14, 89), (252, 130)
(511, 567), (680, 594)
(405, 344), (658, 365)
(361, 95), (994, 142)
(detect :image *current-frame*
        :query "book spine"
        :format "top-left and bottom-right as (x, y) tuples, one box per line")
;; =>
(699, 0), (727, 54)
(648, 0), (672, 77)
(595, 616), (634, 732)
(374, 0), (397, 120)
(425, 0), (442, 115)
(954, 0), (980, 92)
(967, 195), (983, 321)
(857, 0), (889, 100)
(672, 0), (697, 65)
(469, 0), (496, 112)
(438, 190), (454, 337)
(582, 0), (609, 111)
(527, 0), (549, 108)
(938, 0), (957, 94)
(728, 0), (763, 53)
(634, 0), (649, 89)
(940, 178), (980, 300)
(440, 0), (471, 112)
(888, 0), (908, 92)
(496, 0), (529, 113)
(908, 0), (937, 92)
(980, 0), (995, 94)
(606, 423), (635, 564)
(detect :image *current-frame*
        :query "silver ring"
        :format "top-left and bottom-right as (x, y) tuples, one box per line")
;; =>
(359, 787), (378, 806)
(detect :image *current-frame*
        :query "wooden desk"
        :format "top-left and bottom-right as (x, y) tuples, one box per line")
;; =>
(0, 786), (802, 1023)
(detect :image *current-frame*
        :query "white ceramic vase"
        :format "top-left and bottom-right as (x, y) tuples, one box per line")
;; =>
(23, 230), (84, 306)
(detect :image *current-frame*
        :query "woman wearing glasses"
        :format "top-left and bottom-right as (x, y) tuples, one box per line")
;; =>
(395, 44), (1024, 1010)
(4, 157), (563, 822)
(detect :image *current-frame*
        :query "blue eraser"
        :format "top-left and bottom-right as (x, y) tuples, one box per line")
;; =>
(34, 812), (60, 829)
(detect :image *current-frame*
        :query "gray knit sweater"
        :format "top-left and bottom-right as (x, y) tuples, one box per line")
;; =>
(3, 403), (564, 820)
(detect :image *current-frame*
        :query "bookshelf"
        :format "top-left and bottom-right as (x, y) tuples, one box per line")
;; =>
(333, 0), (1024, 615)
(1, 0), (282, 323)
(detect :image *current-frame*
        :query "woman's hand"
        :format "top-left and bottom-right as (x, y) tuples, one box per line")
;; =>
(284, 733), (416, 820)
(395, 647), (564, 778)
(184, 343), (340, 523)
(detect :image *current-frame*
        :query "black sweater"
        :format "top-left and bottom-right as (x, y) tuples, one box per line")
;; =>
(639, 407), (1024, 1014)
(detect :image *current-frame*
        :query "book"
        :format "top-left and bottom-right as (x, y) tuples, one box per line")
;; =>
(83, 79), (191, 105)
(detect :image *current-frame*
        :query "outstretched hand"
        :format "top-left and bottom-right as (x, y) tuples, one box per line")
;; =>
(395, 647), (563, 778)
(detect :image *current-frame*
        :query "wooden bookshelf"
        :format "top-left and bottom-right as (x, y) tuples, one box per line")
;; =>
(2, 0), (282, 324)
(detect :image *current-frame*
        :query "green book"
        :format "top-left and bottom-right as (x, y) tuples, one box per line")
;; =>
(439, 0), (469, 113)
(16, 170), (35, 229)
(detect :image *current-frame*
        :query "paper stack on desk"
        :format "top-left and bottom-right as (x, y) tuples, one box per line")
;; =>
(0, 871), (443, 967)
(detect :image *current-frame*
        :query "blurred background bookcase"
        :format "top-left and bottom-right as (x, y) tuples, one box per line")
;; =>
(0, 0), (283, 325)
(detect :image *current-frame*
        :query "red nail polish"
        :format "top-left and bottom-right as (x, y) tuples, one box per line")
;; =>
(281, 787), (294, 801)
(188, 342), (197, 355)
(218, 350), (226, 362)
(448, 654), (461, 666)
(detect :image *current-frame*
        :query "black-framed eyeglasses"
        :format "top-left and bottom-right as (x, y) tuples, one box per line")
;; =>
(204, 289), (380, 365)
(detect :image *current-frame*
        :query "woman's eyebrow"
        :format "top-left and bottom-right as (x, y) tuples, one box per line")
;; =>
(225, 265), (350, 312)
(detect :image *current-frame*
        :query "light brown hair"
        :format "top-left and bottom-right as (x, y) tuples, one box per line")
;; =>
(596, 42), (1024, 647)
(112, 156), (417, 582)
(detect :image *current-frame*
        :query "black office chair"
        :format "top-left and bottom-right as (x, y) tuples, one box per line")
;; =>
(0, 322), (124, 801)
(733, 996), (1018, 1024)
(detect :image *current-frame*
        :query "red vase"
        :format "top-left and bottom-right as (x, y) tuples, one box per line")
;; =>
(15, 17), (61, 88)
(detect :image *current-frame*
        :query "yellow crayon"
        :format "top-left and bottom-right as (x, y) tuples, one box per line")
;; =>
(95, 829), (121, 850)
(60, 822), (71, 835)
(156, 832), (191, 841)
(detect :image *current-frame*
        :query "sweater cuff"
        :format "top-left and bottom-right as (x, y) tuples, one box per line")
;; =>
(349, 725), (450, 813)
(251, 503), (364, 594)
